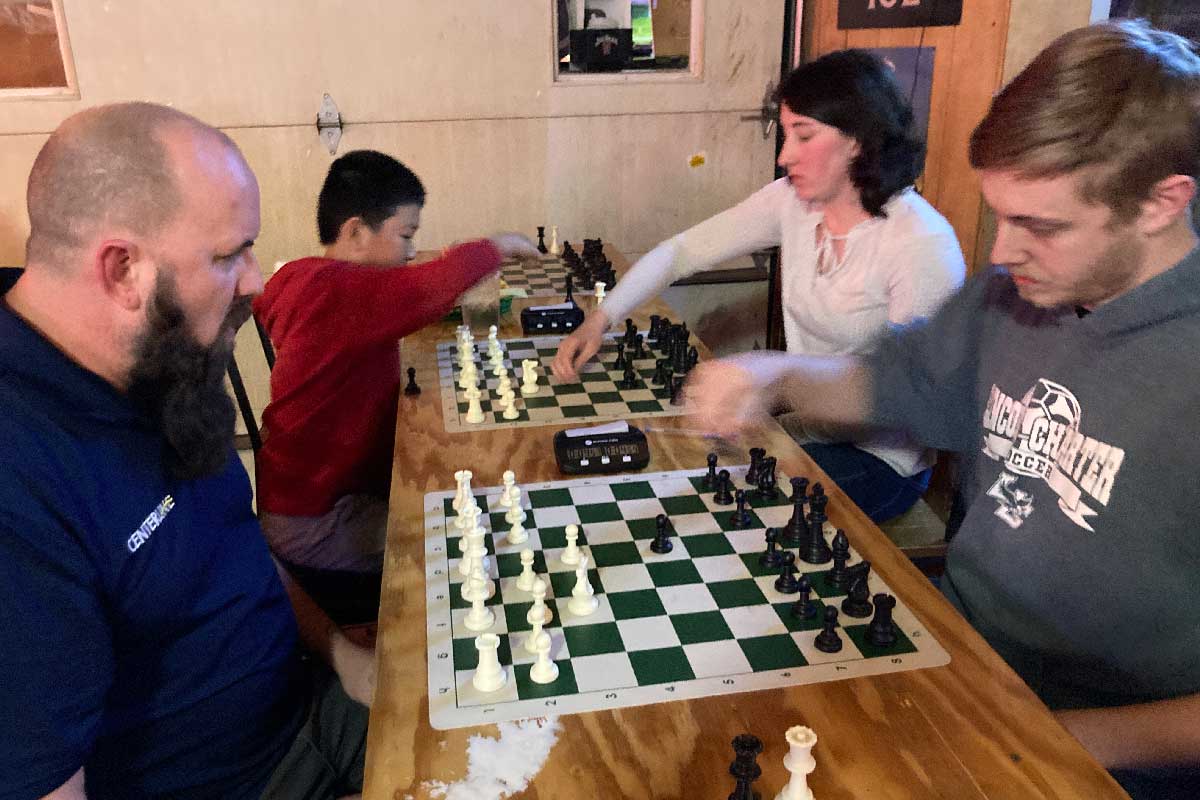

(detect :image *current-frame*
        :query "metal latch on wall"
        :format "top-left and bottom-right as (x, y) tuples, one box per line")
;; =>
(740, 80), (779, 140)
(317, 93), (342, 155)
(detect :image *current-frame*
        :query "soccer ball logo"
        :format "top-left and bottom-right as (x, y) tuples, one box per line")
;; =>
(1006, 378), (1081, 479)
(1027, 379), (1081, 432)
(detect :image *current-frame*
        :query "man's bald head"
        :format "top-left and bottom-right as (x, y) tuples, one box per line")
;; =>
(24, 102), (239, 268)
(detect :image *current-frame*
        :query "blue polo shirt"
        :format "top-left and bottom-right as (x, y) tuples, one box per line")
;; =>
(0, 270), (307, 799)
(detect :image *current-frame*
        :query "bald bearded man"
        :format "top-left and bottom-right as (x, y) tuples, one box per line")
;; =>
(0, 104), (369, 800)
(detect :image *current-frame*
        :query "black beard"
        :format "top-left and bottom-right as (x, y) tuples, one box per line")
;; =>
(127, 273), (252, 481)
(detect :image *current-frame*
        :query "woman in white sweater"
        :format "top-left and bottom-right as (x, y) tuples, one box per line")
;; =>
(552, 49), (966, 522)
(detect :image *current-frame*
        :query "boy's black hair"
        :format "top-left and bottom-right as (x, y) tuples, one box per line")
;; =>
(775, 50), (924, 216)
(316, 150), (426, 245)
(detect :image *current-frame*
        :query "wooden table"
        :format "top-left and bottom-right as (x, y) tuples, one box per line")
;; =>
(363, 254), (1127, 799)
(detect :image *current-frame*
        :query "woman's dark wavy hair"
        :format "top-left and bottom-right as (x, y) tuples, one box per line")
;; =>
(774, 49), (924, 216)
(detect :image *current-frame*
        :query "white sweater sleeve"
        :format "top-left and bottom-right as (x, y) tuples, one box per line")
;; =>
(599, 179), (789, 324)
(884, 228), (967, 327)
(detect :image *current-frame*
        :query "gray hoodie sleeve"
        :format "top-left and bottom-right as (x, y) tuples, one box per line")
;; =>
(863, 269), (1003, 454)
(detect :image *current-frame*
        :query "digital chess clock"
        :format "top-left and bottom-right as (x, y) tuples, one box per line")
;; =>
(554, 421), (651, 475)
(520, 302), (585, 335)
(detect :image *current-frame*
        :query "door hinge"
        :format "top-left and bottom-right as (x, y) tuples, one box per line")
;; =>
(316, 93), (343, 155)
(740, 80), (779, 140)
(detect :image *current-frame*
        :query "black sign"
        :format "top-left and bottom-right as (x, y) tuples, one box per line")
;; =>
(838, 0), (962, 29)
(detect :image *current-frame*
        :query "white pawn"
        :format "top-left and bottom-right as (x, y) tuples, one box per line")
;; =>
(498, 470), (516, 508)
(567, 554), (598, 617)
(500, 390), (520, 421)
(594, 281), (606, 305)
(529, 632), (559, 684)
(515, 548), (537, 591)
(525, 610), (547, 656)
(464, 386), (485, 424)
(520, 359), (540, 396)
(775, 726), (818, 800)
(560, 523), (582, 566)
(526, 577), (552, 628)
(495, 366), (512, 396)
(507, 515), (528, 545)
(549, 225), (561, 256)
(504, 487), (526, 525)
(463, 576), (496, 632)
(471, 633), (507, 692)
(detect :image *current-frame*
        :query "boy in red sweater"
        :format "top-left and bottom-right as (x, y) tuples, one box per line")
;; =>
(253, 150), (536, 573)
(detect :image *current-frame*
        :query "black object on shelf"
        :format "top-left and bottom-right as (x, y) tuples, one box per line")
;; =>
(569, 28), (633, 72)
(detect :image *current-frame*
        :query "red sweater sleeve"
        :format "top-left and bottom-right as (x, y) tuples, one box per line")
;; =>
(312, 239), (501, 346)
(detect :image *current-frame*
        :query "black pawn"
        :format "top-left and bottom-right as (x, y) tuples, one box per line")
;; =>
(651, 358), (668, 386)
(824, 530), (851, 590)
(814, 605), (843, 653)
(728, 734), (763, 800)
(623, 318), (637, 347)
(758, 528), (782, 568)
(745, 447), (766, 485)
(868, 594), (898, 648)
(650, 513), (673, 554)
(713, 469), (735, 505)
(809, 483), (828, 519)
(403, 366), (421, 396)
(701, 452), (719, 490)
(564, 273), (574, 304)
(613, 342), (627, 370)
(633, 333), (645, 360)
(730, 489), (752, 528)
(687, 345), (699, 370)
(841, 574), (873, 618)
(774, 552), (799, 593)
(790, 575), (818, 620)
(621, 362), (638, 390)
(669, 375), (685, 406)
(536, 225), (547, 253)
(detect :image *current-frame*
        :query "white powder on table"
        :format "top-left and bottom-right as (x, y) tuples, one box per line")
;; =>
(423, 717), (562, 799)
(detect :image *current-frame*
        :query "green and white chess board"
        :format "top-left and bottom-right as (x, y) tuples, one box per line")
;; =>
(436, 334), (688, 433)
(424, 465), (950, 730)
(499, 256), (596, 298)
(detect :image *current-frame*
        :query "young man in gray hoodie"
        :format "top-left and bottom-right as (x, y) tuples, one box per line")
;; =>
(685, 20), (1200, 800)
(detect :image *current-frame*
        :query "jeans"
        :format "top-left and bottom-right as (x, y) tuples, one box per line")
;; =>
(800, 441), (931, 523)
